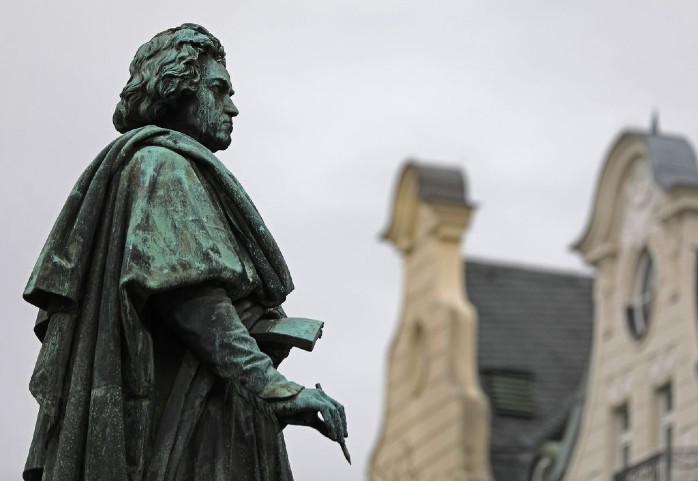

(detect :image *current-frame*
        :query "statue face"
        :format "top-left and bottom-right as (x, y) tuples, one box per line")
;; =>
(170, 56), (239, 152)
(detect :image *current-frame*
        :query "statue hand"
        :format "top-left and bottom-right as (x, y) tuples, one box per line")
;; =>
(271, 387), (348, 442)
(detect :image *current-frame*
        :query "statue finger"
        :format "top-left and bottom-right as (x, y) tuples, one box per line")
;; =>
(330, 400), (347, 437)
(320, 394), (347, 438)
(328, 404), (345, 442)
(320, 406), (340, 441)
(309, 414), (330, 438)
(281, 412), (330, 440)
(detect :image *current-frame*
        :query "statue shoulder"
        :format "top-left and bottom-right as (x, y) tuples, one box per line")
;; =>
(129, 144), (193, 173)
(122, 143), (207, 200)
(123, 142), (210, 192)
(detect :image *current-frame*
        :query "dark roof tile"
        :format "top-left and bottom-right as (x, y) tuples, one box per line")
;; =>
(465, 259), (593, 481)
(410, 162), (469, 205)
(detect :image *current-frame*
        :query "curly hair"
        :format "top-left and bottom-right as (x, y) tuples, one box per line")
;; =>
(113, 23), (226, 133)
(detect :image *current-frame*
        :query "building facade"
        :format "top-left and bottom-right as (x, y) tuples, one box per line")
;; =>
(370, 128), (698, 481)
(369, 164), (492, 481)
(565, 130), (698, 481)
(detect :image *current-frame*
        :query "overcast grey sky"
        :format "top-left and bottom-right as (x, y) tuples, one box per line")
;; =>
(4, 1), (698, 480)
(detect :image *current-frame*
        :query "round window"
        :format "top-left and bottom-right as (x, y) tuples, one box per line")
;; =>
(626, 250), (655, 340)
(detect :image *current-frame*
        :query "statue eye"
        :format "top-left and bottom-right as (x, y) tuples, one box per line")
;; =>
(211, 83), (226, 94)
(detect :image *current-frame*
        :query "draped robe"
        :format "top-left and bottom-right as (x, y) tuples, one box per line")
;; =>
(23, 126), (300, 481)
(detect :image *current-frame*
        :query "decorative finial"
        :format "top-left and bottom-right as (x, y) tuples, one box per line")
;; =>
(651, 110), (660, 135)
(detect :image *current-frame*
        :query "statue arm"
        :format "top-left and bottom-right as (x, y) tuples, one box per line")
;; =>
(235, 301), (291, 368)
(124, 147), (347, 441)
(150, 282), (302, 400)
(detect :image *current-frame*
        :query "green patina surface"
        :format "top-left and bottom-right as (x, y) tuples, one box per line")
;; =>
(23, 23), (347, 481)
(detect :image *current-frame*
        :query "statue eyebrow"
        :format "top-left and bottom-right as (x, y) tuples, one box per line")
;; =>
(206, 77), (234, 95)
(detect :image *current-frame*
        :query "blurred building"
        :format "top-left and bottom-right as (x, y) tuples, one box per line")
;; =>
(369, 127), (698, 481)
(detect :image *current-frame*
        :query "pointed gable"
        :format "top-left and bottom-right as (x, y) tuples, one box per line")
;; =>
(574, 131), (698, 264)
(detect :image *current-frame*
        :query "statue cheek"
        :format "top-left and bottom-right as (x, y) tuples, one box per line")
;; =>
(194, 104), (215, 134)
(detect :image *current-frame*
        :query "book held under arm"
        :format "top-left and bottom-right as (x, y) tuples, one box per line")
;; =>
(250, 317), (324, 352)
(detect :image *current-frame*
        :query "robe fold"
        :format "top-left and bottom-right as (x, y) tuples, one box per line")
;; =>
(23, 126), (296, 481)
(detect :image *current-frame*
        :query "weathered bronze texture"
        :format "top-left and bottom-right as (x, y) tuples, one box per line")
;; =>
(22, 23), (347, 481)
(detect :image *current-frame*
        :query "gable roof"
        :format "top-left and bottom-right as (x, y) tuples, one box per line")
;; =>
(644, 132), (698, 189)
(410, 162), (469, 205)
(574, 131), (698, 259)
(382, 162), (472, 254)
(465, 259), (594, 481)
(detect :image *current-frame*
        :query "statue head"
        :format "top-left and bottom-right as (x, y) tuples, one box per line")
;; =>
(113, 23), (238, 152)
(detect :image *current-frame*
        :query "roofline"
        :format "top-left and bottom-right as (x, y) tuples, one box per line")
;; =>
(464, 256), (593, 280)
(573, 127), (698, 254)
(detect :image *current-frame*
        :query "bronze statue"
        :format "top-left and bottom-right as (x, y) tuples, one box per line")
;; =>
(23, 24), (347, 481)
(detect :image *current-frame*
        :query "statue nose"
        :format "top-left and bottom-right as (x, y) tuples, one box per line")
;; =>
(225, 99), (239, 117)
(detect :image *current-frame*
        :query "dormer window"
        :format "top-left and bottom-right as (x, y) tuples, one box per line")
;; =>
(483, 369), (535, 418)
(626, 250), (655, 340)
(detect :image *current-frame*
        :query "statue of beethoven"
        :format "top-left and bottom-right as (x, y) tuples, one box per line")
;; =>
(22, 23), (348, 481)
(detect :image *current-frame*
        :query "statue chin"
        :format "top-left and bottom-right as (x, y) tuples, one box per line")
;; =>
(210, 136), (232, 153)
(191, 132), (232, 153)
